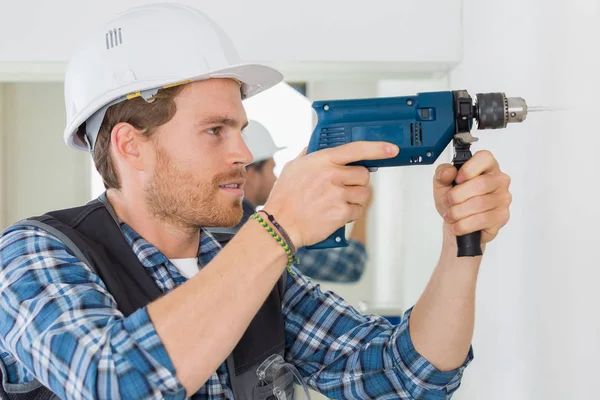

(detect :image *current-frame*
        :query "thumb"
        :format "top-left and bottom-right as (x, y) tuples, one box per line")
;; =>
(434, 163), (458, 190)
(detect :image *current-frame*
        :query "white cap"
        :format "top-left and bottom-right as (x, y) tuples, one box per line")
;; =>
(243, 120), (286, 164)
(63, 2), (283, 152)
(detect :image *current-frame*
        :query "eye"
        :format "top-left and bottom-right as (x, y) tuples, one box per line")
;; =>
(205, 126), (223, 136)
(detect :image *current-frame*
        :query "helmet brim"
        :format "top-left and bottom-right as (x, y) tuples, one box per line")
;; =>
(64, 63), (284, 152)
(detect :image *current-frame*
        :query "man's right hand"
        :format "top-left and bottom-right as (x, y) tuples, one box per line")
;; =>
(262, 141), (398, 248)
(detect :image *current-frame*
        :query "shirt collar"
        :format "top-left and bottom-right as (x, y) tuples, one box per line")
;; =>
(98, 192), (223, 269)
(120, 224), (222, 269)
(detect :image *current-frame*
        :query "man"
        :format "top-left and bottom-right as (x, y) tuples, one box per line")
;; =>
(234, 120), (371, 282)
(0, 3), (512, 400)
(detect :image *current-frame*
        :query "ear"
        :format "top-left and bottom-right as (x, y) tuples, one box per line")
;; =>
(111, 122), (146, 171)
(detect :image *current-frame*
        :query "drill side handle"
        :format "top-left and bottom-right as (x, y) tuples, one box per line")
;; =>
(452, 142), (483, 257)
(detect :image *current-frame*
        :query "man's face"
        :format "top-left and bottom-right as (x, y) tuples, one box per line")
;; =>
(142, 79), (252, 230)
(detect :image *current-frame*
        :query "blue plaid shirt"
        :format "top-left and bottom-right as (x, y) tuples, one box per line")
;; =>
(0, 220), (472, 399)
(295, 241), (367, 282)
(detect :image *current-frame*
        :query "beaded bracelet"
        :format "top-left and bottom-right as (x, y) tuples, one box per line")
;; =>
(257, 210), (297, 256)
(250, 213), (299, 273)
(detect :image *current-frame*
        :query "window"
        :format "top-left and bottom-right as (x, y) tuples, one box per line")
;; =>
(242, 82), (313, 176)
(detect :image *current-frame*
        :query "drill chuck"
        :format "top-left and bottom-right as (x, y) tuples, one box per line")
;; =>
(507, 97), (527, 123)
(475, 92), (528, 129)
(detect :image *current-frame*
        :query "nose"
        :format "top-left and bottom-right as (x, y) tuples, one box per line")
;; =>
(228, 131), (254, 167)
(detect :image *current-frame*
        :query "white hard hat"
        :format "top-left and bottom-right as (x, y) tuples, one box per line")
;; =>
(243, 120), (286, 164)
(64, 2), (283, 152)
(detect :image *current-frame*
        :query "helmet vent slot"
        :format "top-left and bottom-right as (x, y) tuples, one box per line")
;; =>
(105, 28), (123, 49)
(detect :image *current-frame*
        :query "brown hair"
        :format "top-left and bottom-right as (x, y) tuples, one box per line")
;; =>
(78, 84), (188, 189)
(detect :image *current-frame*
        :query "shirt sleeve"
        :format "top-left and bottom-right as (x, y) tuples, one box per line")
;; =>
(294, 240), (368, 283)
(0, 226), (187, 400)
(282, 265), (473, 399)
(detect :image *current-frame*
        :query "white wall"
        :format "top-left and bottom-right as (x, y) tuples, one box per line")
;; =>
(0, 0), (461, 69)
(448, 1), (600, 399)
(0, 83), (90, 228)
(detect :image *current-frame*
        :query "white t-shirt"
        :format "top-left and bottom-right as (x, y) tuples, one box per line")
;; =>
(169, 258), (200, 279)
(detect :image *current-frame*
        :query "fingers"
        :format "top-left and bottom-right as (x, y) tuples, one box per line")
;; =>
(434, 150), (502, 190)
(433, 150), (512, 246)
(434, 163), (458, 190)
(326, 141), (399, 166)
(447, 208), (510, 237)
(346, 203), (364, 223)
(338, 166), (371, 186)
(443, 191), (512, 223)
(365, 183), (375, 208)
(445, 173), (511, 206)
(325, 201), (364, 226)
(455, 150), (500, 184)
(324, 185), (368, 225)
(344, 185), (372, 207)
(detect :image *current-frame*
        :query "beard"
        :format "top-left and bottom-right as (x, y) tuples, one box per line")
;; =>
(144, 144), (245, 233)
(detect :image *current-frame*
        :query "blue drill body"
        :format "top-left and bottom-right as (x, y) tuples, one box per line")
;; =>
(308, 91), (466, 169)
(305, 90), (527, 254)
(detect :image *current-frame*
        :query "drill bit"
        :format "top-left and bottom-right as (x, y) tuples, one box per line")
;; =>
(527, 105), (569, 113)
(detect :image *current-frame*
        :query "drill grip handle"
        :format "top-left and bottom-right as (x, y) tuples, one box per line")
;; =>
(305, 227), (349, 250)
(452, 150), (483, 257)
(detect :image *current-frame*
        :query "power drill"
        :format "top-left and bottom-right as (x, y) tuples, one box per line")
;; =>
(306, 90), (528, 257)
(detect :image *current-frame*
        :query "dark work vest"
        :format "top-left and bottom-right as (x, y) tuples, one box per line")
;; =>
(0, 196), (290, 400)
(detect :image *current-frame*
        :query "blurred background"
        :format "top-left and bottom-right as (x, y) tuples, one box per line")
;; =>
(1, 0), (599, 398)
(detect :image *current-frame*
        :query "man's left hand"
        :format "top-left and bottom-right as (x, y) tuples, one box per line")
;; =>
(433, 150), (512, 247)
